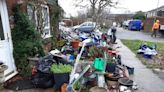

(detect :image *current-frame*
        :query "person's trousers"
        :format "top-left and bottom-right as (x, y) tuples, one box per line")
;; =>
(151, 29), (158, 37)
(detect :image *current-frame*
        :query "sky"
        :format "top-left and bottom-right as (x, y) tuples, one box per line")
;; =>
(59, 0), (164, 17)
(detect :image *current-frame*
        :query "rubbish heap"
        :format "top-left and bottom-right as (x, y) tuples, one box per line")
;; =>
(4, 25), (138, 92)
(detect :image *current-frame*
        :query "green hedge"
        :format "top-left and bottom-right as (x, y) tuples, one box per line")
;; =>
(12, 4), (44, 76)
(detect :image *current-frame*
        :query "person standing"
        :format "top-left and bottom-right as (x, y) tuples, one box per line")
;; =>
(111, 22), (117, 43)
(151, 20), (160, 37)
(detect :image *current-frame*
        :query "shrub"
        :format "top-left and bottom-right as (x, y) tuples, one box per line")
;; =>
(50, 64), (72, 74)
(12, 4), (44, 76)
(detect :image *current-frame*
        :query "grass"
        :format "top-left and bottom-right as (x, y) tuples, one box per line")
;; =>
(121, 39), (164, 69)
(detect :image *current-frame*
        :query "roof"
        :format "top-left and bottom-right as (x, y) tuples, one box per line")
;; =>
(147, 5), (164, 12)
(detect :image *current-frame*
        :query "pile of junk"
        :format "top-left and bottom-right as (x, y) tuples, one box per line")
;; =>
(4, 27), (138, 92)
(137, 43), (157, 59)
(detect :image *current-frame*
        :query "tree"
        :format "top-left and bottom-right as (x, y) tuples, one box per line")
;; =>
(74, 0), (118, 22)
(12, 4), (44, 76)
(133, 11), (146, 20)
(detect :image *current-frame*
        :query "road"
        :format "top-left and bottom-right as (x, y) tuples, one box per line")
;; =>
(116, 28), (164, 43)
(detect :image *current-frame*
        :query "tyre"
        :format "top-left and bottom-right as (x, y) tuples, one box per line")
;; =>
(74, 29), (78, 33)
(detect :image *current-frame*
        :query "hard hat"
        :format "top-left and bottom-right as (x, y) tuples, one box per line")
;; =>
(156, 20), (160, 23)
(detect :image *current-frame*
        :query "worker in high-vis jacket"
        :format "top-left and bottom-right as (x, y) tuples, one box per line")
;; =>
(151, 20), (160, 37)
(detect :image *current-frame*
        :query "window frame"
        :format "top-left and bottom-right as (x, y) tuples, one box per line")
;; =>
(27, 4), (51, 39)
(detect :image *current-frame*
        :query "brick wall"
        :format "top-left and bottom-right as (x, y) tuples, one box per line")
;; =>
(6, 0), (28, 15)
(144, 17), (164, 32)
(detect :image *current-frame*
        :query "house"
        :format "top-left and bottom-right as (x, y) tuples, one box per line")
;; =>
(145, 5), (164, 18)
(103, 14), (134, 27)
(0, 0), (17, 81)
(144, 5), (164, 32)
(0, 0), (58, 81)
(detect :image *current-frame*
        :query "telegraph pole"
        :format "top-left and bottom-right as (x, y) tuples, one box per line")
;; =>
(155, 0), (160, 20)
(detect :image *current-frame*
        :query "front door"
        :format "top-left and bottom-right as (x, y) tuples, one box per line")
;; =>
(0, 0), (17, 81)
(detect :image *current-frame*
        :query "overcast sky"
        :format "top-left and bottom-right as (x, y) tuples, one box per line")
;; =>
(59, 0), (164, 17)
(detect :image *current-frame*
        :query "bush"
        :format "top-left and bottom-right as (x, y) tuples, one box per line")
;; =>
(50, 64), (72, 74)
(12, 4), (44, 76)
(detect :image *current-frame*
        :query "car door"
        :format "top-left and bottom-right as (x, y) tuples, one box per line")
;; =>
(79, 22), (88, 32)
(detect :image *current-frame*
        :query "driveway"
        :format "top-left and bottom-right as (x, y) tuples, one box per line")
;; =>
(116, 28), (164, 43)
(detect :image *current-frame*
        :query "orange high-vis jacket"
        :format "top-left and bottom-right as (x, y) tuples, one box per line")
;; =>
(152, 22), (160, 30)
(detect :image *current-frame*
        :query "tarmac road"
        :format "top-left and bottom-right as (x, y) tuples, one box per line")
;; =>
(116, 28), (164, 43)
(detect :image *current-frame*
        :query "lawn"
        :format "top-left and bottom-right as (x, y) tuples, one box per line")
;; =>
(121, 39), (164, 69)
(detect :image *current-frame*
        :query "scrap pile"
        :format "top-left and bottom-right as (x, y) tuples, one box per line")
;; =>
(4, 25), (138, 92)
(137, 43), (157, 59)
(49, 26), (138, 92)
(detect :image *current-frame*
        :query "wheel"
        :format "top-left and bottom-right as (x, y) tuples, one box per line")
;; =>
(74, 29), (78, 33)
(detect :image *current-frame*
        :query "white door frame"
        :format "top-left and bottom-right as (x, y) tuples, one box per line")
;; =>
(0, 0), (17, 81)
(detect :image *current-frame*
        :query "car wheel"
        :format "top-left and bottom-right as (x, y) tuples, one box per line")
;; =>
(74, 29), (78, 33)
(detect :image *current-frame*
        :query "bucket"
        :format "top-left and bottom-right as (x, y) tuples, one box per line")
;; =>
(71, 41), (80, 48)
(126, 66), (134, 75)
(53, 73), (70, 91)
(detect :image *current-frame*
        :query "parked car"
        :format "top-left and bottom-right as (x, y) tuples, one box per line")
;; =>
(128, 20), (142, 31)
(72, 22), (96, 33)
(123, 20), (131, 29)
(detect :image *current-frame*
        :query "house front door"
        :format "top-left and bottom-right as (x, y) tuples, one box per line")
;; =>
(0, 0), (17, 81)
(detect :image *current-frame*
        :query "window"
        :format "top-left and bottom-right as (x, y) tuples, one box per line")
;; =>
(27, 4), (51, 39)
(0, 14), (5, 40)
(88, 23), (94, 26)
(42, 5), (51, 38)
(27, 4), (33, 20)
(43, 7), (49, 27)
(81, 23), (88, 26)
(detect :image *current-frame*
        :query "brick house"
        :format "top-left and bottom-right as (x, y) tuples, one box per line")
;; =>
(0, 0), (57, 81)
(144, 5), (164, 32)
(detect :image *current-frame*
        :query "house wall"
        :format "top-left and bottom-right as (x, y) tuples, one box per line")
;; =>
(146, 6), (164, 18)
(5, 0), (52, 54)
(6, 0), (28, 29)
(144, 17), (164, 32)
(6, 0), (28, 15)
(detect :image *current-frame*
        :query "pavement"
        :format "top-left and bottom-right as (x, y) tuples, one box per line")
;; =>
(116, 39), (164, 92)
(116, 28), (164, 43)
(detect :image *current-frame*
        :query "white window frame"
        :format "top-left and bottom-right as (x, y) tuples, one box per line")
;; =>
(41, 5), (51, 39)
(27, 4), (51, 39)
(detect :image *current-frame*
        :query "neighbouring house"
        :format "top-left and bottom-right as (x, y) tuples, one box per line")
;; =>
(61, 18), (85, 27)
(101, 14), (134, 27)
(145, 5), (164, 18)
(144, 5), (164, 32)
(0, 0), (58, 81)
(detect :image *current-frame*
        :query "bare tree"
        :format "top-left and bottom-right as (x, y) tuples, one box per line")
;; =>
(74, 0), (118, 22)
